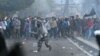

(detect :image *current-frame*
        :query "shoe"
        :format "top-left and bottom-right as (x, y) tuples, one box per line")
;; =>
(49, 46), (52, 51)
(37, 49), (41, 52)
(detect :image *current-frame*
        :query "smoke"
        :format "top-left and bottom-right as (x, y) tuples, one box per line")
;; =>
(32, 0), (51, 17)
(82, 0), (100, 18)
(18, 0), (55, 18)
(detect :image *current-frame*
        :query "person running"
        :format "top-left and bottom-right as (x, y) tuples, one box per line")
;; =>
(36, 18), (52, 52)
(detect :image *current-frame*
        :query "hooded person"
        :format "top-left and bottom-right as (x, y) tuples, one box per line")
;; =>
(36, 18), (52, 52)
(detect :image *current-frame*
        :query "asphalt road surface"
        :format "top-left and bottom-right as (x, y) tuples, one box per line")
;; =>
(6, 38), (88, 56)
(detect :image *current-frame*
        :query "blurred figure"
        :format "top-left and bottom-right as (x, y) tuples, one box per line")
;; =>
(36, 18), (52, 52)
(5, 16), (11, 38)
(94, 30), (100, 56)
(50, 17), (57, 39)
(57, 18), (63, 38)
(45, 18), (51, 38)
(0, 32), (24, 56)
(31, 17), (38, 39)
(75, 15), (82, 36)
(61, 18), (70, 38)
(69, 16), (75, 37)
(3, 16), (11, 38)
(13, 17), (21, 39)
(0, 32), (7, 56)
(24, 17), (32, 38)
(24, 19), (30, 38)
(8, 43), (24, 56)
(85, 19), (94, 39)
(20, 18), (25, 38)
(0, 19), (4, 34)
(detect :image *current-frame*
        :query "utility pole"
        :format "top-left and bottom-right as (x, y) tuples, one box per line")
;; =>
(63, 0), (69, 17)
(61, 0), (63, 16)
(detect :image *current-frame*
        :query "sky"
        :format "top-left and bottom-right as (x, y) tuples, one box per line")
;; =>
(54, 0), (66, 4)
(54, 0), (83, 4)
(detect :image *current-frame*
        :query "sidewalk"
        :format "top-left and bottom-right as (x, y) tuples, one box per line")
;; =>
(75, 37), (99, 50)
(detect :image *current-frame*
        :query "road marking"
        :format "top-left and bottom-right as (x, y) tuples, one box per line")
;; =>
(76, 37), (99, 50)
(68, 38), (93, 56)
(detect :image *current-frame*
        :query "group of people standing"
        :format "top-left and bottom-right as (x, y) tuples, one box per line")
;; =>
(0, 15), (100, 52)
(0, 15), (100, 40)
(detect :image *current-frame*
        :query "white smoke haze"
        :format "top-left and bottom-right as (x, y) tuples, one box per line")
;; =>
(18, 0), (55, 18)
(82, 0), (100, 18)
(17, 0), (100, 18)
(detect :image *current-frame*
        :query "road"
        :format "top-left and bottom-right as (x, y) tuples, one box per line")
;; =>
(6, 38), (88, 56)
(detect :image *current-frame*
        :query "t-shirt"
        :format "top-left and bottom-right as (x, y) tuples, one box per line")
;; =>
(50, 20), (57, 28)
(87, 20), (94, 28)
(62, 20), (69, 28)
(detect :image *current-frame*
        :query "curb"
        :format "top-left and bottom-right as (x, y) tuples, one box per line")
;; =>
(69, 37), (99, 56)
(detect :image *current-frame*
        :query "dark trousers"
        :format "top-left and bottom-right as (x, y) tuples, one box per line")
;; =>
(37, 35), (51, 52)
(4, 28), (11, 38)
(51, 27), (57, 38)
(13, 28), (20, 39)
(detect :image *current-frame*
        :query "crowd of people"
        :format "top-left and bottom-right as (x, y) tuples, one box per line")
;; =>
(0, 15), (100, 39)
